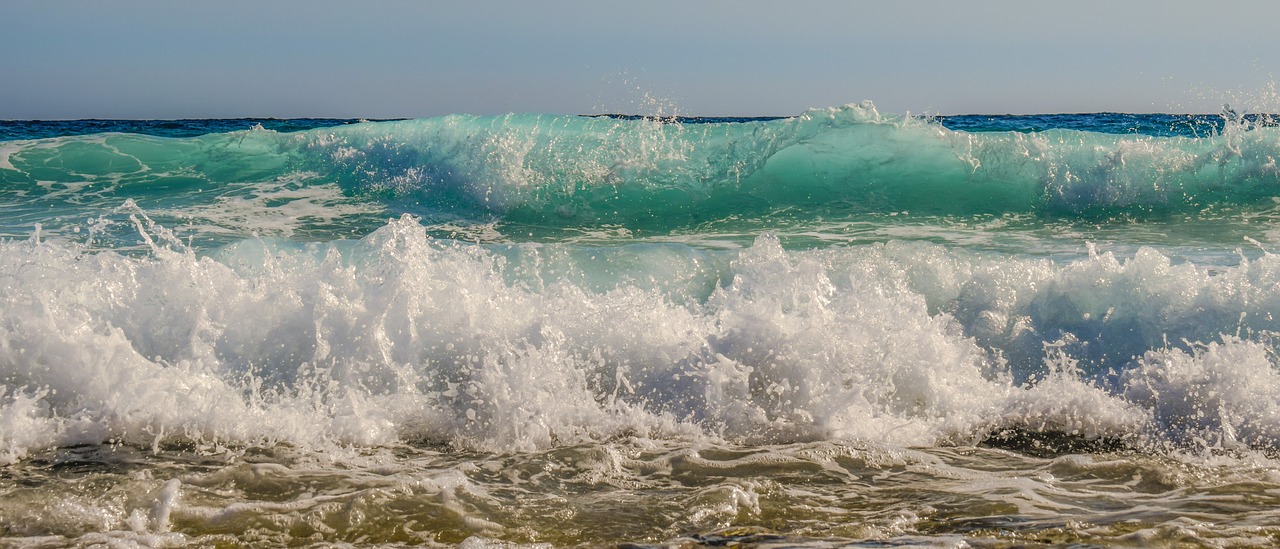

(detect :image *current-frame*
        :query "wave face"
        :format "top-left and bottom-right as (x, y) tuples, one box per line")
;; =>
(4, 103), (1280, 249)
(4, 105), (1280, 546)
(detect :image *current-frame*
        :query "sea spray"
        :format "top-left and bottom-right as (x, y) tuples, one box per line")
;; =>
(4, 212), (1280, 460)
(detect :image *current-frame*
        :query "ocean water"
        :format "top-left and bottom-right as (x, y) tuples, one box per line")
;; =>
(3, 103), (1280, 547)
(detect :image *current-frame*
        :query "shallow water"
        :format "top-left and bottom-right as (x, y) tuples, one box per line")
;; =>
(5, 441), (1280, 547)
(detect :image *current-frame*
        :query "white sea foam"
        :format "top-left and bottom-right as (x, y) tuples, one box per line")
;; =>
(2, 215), (1280, 461)
(153, 174), (383, 239)
(0, 142), (19, 172)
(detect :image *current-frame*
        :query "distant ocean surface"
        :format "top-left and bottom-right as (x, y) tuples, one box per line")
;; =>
(4, 103), (1280, 547)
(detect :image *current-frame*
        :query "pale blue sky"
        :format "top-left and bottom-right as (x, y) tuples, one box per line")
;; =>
(2, 0), (1277, 119)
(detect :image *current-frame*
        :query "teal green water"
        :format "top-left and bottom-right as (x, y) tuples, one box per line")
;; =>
(5, 104), (1280, 254)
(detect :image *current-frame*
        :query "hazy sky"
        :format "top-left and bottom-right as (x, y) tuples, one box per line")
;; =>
(3, 1), (1277, 119)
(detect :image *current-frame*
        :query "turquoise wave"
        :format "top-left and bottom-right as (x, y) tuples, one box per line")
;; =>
(3, 103), (1279, 244)
(305, 104), (1280, 221)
